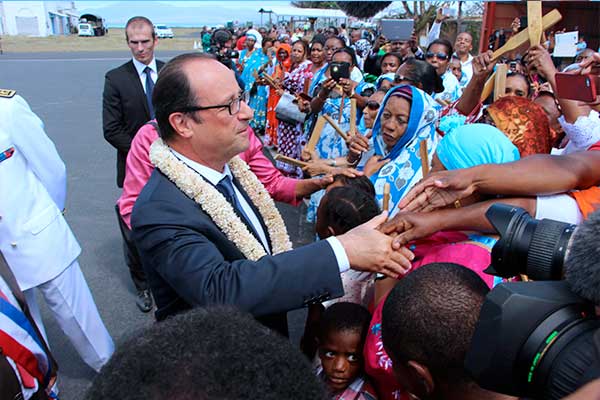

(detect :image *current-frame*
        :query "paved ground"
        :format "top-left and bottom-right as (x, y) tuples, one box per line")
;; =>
(0, 50), (313, 399)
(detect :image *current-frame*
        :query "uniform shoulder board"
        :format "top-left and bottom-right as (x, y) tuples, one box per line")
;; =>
(0, 89), (16, 98)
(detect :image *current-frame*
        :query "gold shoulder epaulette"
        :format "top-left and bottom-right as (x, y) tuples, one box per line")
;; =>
(0, 89), (16, 98)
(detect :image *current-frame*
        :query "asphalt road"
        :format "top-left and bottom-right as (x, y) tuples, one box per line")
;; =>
(0, 50), (313, 399)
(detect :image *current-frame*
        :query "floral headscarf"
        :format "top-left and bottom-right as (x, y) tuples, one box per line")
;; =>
(486, 96), (555, 157)
(354, 38), (372, 57)
(370, 85), (439, 215)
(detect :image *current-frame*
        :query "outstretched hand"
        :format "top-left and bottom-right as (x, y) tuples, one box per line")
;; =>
(337, 212), (414, 278)
(379, 211), (442, 248)
(398, 169), (476, 212)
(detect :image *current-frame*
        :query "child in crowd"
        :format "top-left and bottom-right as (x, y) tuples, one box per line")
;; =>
(316, 302), (378, 400)
(325, 174), (376, 198)
(316, 185), (380, 305)
(301, 180), (379, 360)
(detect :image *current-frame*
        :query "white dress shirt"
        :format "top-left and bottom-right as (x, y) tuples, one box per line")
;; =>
(170, 149), (350, 272)
(132, 57), (158, 94)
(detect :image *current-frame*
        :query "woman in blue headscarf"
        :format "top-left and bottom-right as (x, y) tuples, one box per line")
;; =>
(375, 72), (395, 92)
(240, 33), (271, 134)
(433, 123), (521, 172)
(365, 84), (439, 216)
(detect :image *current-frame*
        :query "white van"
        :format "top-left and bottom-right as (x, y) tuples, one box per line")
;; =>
(78, 23), (94, 37)
(154, 25), (174, 39)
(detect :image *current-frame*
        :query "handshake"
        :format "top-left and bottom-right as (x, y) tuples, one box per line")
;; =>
(335, 211), (417, 279)
(335, 168), (476, 279)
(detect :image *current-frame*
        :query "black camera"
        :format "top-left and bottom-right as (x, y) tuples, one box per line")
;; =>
(207, 29), (239, 66)
(464, 204), (600, 399)
(466, 280), (600, 399)
(484, 203), (576, 280)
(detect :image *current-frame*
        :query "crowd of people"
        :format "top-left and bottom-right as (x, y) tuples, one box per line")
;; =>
(1, 7), (600, 400)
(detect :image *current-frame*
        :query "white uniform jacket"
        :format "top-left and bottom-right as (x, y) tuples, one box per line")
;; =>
(0, 95), (81, 290)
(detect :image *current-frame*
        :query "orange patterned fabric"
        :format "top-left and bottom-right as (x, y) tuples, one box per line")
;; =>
(487, 96), (555, 157)
(571, 186), (600, 219)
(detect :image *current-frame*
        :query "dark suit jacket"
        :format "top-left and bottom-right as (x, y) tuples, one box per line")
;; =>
(102, 59), (165, 187)
(131, 169), (344, 334)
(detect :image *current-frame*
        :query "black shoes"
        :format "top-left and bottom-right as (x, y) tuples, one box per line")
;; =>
(136, 289), (153, 313)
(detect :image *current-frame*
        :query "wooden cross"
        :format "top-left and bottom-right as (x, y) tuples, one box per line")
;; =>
(493, 64), (508, 102)
(527, 1), (543, 47)
(491, 9), (561, 63)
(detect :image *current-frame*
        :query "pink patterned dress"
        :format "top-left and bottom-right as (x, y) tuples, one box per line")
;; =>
(276, 59), (313, 177)
(363, 231), (497, 400)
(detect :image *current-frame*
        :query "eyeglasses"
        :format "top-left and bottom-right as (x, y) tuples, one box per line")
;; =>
(366, 101), (380, 110)
(178, 91), (249, 116)
(425, 51), (449, 61)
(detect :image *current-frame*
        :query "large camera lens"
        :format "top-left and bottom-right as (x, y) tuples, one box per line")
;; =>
(465, 281), (600, 399)
(485, 204), (576, 280)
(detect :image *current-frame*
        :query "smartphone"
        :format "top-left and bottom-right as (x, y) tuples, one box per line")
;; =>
(380, 19), (414, 42)
(330, 61), (350, 82)
(555, 73), (598, 102)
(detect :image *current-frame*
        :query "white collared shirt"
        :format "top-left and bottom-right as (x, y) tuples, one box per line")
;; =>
(170, 149), (271, 254)
(132, 57), (158, 94)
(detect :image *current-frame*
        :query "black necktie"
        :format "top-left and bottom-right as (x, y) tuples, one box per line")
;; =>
(144, 66), (155, 119)
(216, 176), (254, 229)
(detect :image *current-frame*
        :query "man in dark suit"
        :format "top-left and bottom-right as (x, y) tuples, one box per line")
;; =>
(103, 16), (164, 312)
(131, 53), (413, 335)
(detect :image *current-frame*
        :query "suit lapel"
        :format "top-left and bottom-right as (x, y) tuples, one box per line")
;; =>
(125, 61), (150, 118)
(231, 176), (273, 253)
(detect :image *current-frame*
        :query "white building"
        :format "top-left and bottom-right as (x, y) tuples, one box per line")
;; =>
(0, 1), (79, 36)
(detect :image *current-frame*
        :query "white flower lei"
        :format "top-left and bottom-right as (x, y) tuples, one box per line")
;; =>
(149, 138), (292, 261)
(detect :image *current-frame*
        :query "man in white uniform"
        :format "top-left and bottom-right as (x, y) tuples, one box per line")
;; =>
(0, 90), (114, 372)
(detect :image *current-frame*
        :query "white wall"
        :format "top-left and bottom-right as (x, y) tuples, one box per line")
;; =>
(1, 1), (75, 36)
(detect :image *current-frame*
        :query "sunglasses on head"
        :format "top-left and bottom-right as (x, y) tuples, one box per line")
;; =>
(366, 100), (380, 110)
(426, 51), (449, 61)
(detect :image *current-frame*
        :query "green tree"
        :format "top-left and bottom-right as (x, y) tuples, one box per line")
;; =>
(291, 1), (339, 9)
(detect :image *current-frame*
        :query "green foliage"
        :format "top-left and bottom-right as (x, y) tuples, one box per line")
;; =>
(336, 2), (393, 19)
(291, 1), (339, 9)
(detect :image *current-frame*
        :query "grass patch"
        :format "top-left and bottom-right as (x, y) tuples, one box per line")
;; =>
(1, 28), (204, 52)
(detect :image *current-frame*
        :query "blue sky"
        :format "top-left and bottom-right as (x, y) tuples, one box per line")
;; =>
(76, 1), (295, 27)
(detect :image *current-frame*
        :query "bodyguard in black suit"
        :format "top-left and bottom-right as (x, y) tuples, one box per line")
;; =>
(131, 53), (413, 335)
(103, 16), (164, 313)
(103, 16), (164, 188)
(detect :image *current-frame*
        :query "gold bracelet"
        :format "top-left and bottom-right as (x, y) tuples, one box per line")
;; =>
(454, 199), (462, 209)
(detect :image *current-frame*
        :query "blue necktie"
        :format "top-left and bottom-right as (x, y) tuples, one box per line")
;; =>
(144, 66), (155, 119)
(217, 176), (255, 231)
